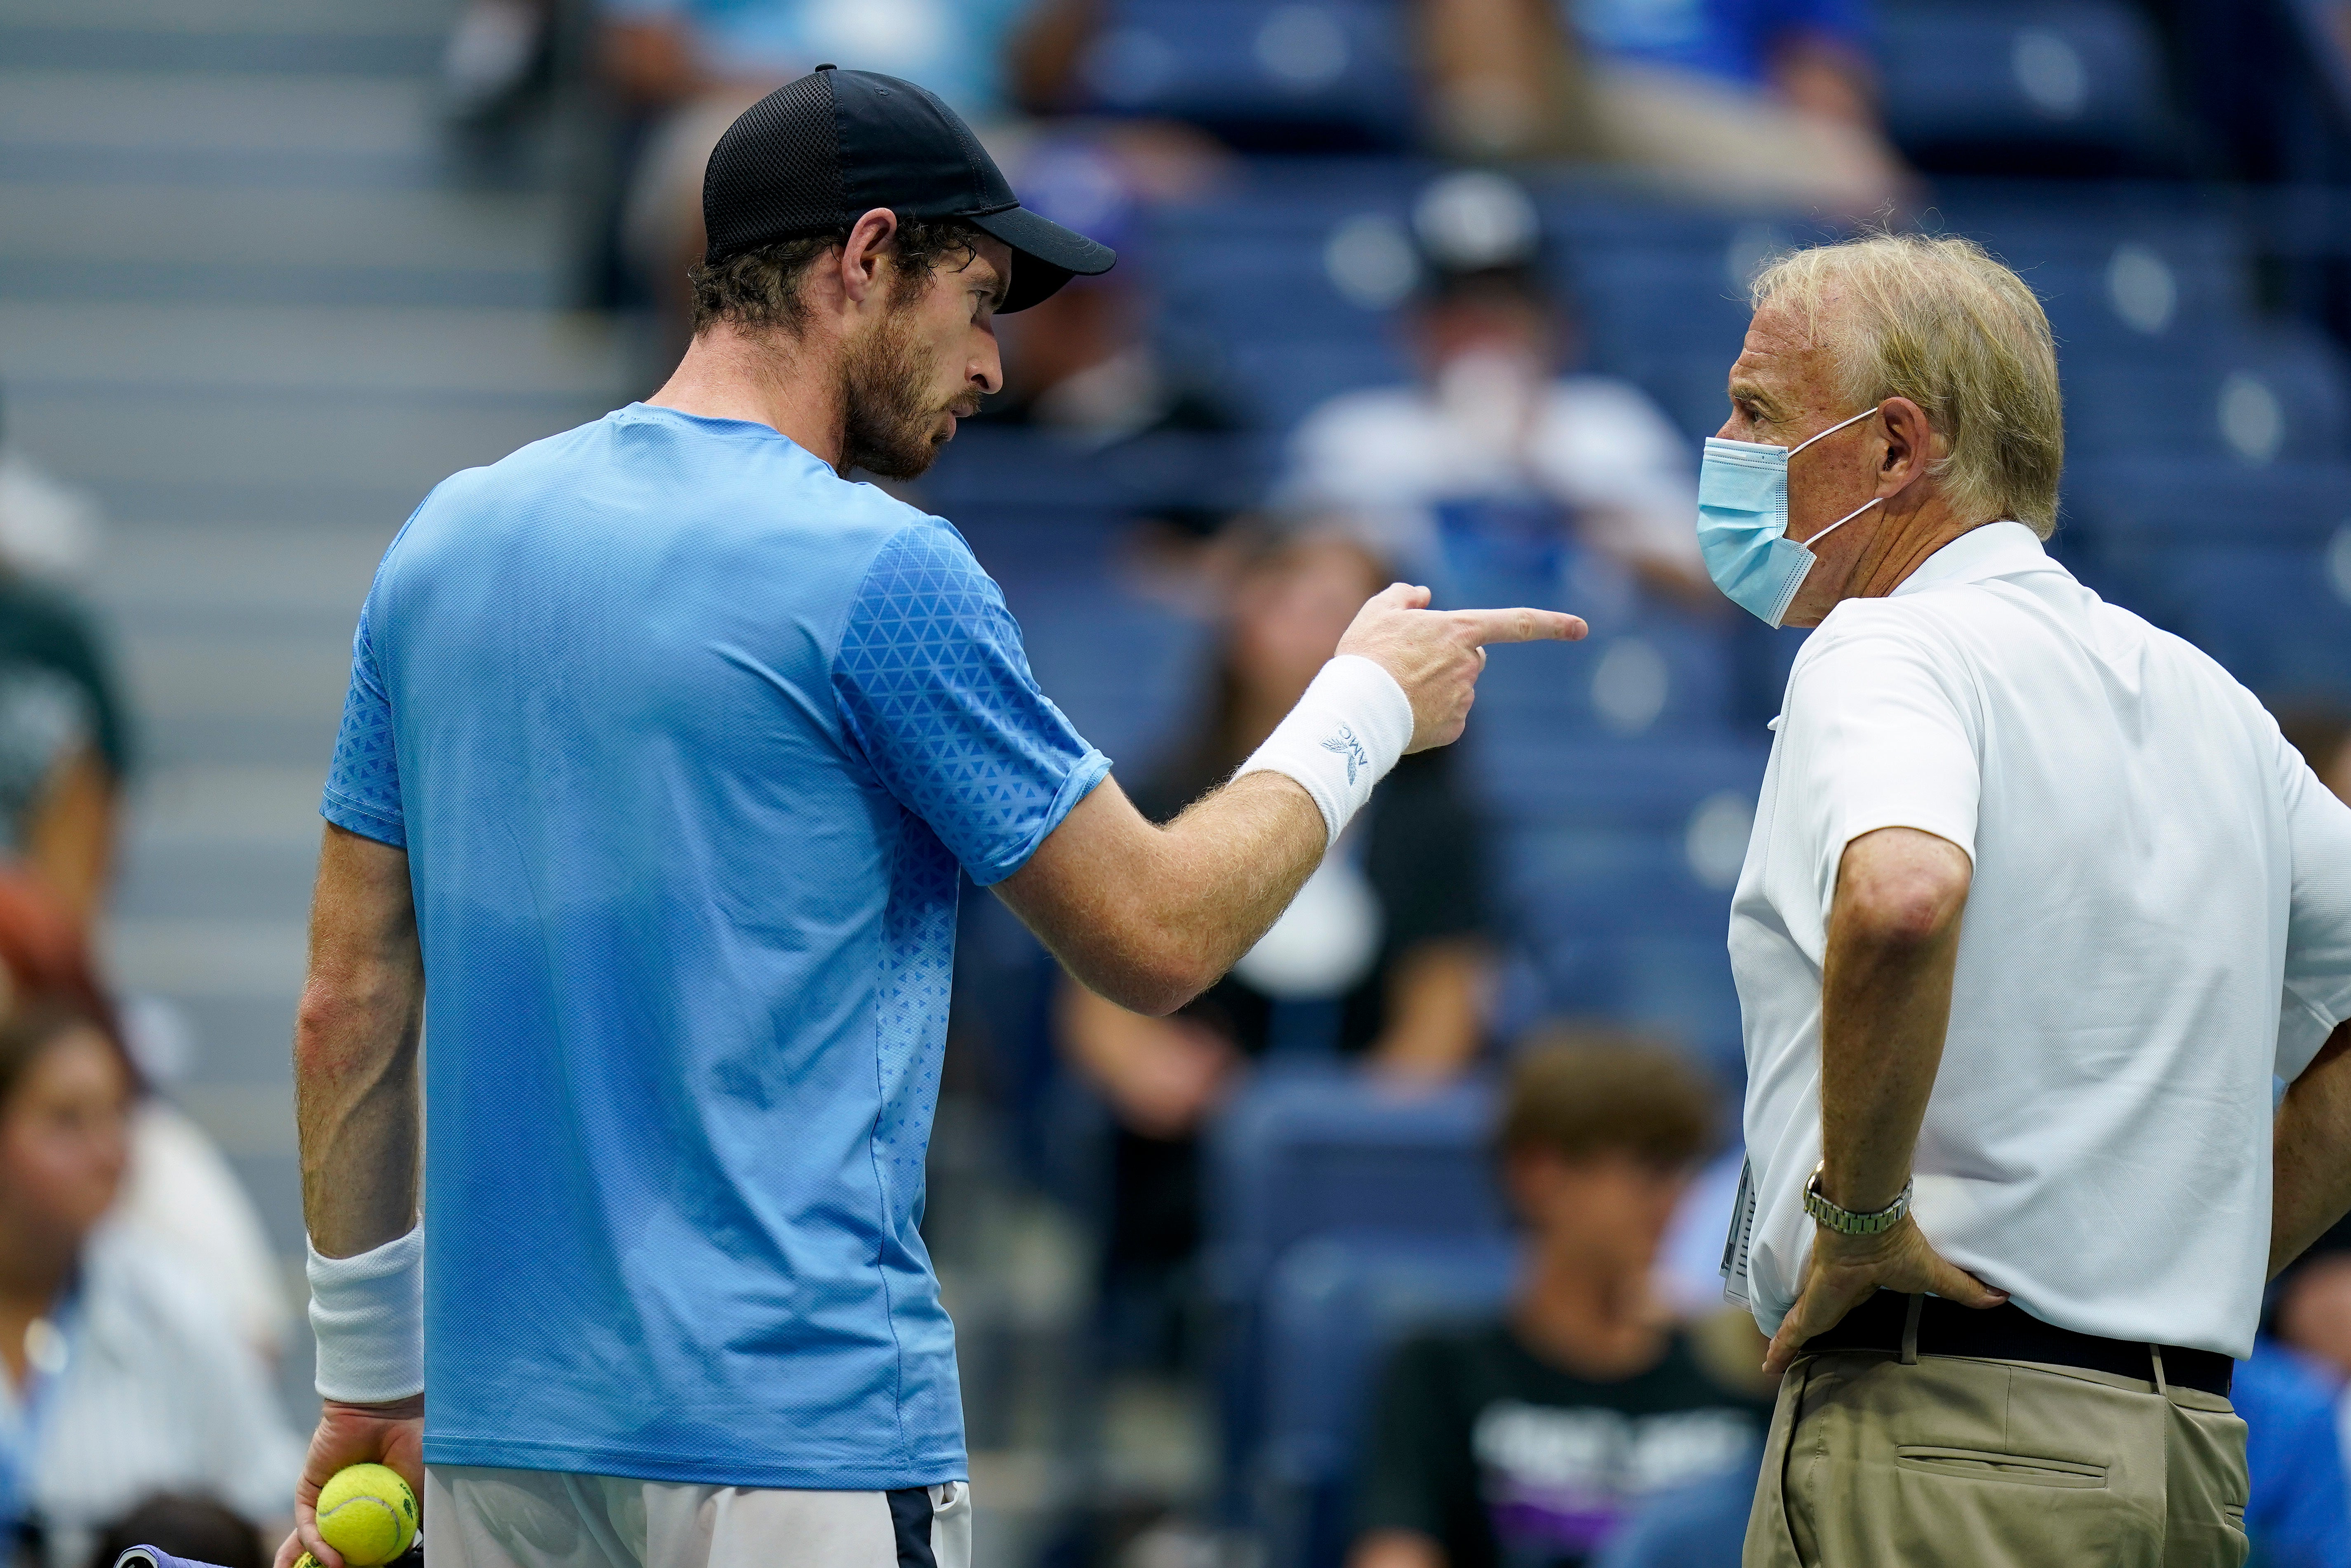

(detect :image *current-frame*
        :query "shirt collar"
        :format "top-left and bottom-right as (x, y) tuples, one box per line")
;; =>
(1890, 520), (2056, 597)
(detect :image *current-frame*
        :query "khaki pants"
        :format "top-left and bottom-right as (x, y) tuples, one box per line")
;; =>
(423, 1466), (972, 1568)
(1744, 1351), (2249, 1568)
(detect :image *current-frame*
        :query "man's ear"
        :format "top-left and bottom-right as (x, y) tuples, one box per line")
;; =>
(1876, 395), (1936, 495)
(838, 207), (899, 310)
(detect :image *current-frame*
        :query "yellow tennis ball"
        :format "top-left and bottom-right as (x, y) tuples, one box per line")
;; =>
(315, 1463), (419, 1566)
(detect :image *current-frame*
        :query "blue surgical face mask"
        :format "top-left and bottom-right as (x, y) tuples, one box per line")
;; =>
(1697, 406), (1883, 627)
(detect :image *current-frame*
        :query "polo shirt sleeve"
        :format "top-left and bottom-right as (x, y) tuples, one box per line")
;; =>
(1776, 608), (1982, 918)
(2277, 732), (2351, 1080)
(833, 520), (1111, 886)
(319, 605), (407, 848)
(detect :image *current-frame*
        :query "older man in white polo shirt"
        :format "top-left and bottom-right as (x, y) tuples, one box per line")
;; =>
(1701, 233), (2351, 1568)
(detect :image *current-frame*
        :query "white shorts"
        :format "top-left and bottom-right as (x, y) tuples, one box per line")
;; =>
(421, 1465), (972, 1568)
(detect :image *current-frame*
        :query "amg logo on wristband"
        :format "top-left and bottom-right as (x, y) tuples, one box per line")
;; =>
(1320, 724), (1369, 784)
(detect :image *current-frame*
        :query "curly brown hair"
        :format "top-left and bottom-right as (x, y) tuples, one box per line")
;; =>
(687, 216), (985, 337)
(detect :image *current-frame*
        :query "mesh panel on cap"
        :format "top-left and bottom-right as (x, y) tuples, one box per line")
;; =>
(703, 71), (845, 262)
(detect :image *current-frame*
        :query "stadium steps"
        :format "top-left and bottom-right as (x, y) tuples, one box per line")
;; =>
(0, 0), (630, 1409)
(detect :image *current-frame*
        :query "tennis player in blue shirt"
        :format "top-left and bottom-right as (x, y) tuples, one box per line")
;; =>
(277, 66), (1584, 1568)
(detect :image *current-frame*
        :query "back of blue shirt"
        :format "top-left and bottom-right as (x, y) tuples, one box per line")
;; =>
(322, 405), (1107, 1488)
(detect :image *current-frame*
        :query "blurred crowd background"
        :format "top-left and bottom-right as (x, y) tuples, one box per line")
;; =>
(9, 0), (2351, 1565)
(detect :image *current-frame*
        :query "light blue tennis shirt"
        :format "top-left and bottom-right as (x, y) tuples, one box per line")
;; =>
(321, 404), (1108, 1488)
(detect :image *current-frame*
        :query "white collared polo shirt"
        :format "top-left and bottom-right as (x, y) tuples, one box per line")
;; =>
(1730, 521), (2351, 1357)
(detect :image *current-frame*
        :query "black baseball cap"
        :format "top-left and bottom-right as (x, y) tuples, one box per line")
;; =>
(702, 65), (1116, 313)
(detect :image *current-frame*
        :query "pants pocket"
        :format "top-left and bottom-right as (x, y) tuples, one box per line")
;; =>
(1893, 1446), (2109, 1489)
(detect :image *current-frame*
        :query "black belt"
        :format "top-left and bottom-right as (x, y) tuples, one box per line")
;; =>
(1803, 1291), (2234, 1398)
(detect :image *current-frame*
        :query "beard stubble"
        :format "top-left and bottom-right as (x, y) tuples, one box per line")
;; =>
(839, 297), (972, 481)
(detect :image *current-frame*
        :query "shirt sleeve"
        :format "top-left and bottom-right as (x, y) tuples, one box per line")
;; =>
(320, 605), (407, 848)
(2276, 730), (2351, 1081)
(833, 521), (1110, 886)
(1351, 1333), (1467, 1544)
(1776, 608), (1982, 918)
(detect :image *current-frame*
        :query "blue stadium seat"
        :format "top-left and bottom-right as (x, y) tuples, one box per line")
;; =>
(1473, 737), (1768, 1073)
(2065, 327), (2351, 463)
(2062, 459), (2351, 699)
(1471, 595), (1739, 740)
(1470, 732), (1770, 833)
(1078, 0), (1415, 151)
(1201, 1066), (1505, 1529)
(1203, 1064), (1507, 1302)
(924, 425), (1273, 516)
(1874, 0), (2179, 174)
(1257, 1231), (1518, 1568)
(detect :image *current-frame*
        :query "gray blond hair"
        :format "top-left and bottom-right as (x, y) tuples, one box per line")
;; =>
(1750, 233), (2064, 538)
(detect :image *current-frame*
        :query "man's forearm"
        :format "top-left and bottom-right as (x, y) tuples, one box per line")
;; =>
(294, 824), (427, 1257)
(1001, 771), (1324, 1016)
(2273, 1022), (2351, 1277)
(1818, 828), (1972, 1212)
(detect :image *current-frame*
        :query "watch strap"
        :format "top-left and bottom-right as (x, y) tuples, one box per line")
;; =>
(1803, 1162), (1913, 1236)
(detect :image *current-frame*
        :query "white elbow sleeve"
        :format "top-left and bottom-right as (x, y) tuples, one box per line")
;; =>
(308, 1225), (424, 1403)
(1234, 654), (1413, 847)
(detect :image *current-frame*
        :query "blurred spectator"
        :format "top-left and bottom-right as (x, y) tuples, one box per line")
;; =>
(0, 403), (101, 589)
(85, 1495), (266, 1568)
(0, 866), (288, 1383)
(0, 396), (126, 932)
(1057, 526), (1491, 1360)
(0, 669), (108, 932)
(106, 1082), (292, 1373)
(1277, 172), (1710, 603)
(975, 143), (1244, 448)
(440, 0), (560, 127)
(601, 1), (1039, 341)
(1350, 1033), (1767, 1568)
(1011, 1), (1902, 210)
(1458, 0), (1906, 209)
(0, 424), (281, 1368)
(2232, 1338), (2351, 1568)
(0, 1004), (299, 1568)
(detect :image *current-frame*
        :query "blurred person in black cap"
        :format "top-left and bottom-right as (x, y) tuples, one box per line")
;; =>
(1276, 171), (1712, 605)
(280, 63), (1579, 1568)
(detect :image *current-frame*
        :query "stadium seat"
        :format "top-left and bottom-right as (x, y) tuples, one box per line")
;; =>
(1203, 1063), (1507, 1302)
(1077, 0), (1415, 151)
(2063, 458), (2351, 699)
(1873, 0), (2181, 175)
(1200, 1065), (1506, 1529)
(2064, 327), (2351, 464)
(1257, 1231), (1518, 1567)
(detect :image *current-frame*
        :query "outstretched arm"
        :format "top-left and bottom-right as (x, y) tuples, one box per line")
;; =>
(998, 586), (1581, 1015)
(278, 823), (426, 1568)
(1763, 826), (2005, 1375)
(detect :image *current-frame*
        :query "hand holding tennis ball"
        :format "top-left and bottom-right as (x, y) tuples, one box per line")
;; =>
(310, 1463), (419, 1566)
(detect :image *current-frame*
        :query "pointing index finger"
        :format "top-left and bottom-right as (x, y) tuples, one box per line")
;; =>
(1451, 607), (1589, 646)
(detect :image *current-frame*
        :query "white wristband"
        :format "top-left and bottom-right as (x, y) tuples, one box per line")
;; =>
(1234, 654), (1413, 847)
(308, 1226), (424, 1403)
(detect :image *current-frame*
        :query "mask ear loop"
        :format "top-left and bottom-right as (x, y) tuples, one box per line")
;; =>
(1786, 403), (1881, 458)
(1796, 496), (1881, 549)
(1787, 405), (1887, 549)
